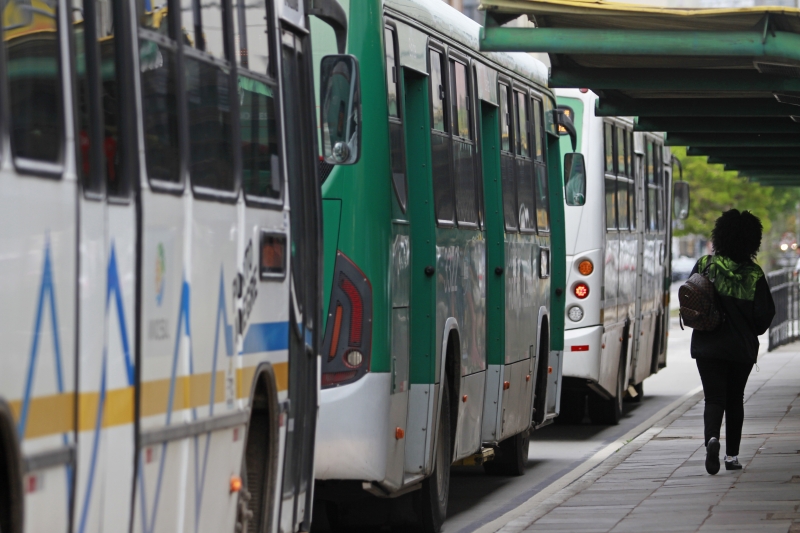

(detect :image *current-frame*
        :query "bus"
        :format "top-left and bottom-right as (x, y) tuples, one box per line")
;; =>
(556, 88), (687, 424)
(311, 1), (570, 530)
(0, 0), (353, 531)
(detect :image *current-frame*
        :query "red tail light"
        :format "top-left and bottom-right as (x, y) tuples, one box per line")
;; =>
(574, 283), (589, 299)
(321, 252), (373, 389)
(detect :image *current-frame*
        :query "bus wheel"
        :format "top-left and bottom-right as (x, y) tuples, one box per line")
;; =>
(588, 356), (624, 425)
(484, 430), (529, 476)
(414, 380), (451, 533)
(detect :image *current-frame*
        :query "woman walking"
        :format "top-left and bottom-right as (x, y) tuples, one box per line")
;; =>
(690, 209), (775, 475)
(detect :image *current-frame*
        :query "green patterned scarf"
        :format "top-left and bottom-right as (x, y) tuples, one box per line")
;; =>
(698, 255), (763, 301)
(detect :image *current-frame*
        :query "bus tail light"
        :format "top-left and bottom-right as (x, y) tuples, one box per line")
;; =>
(574, 282), (589, 299)
(321, 252), (372, 389)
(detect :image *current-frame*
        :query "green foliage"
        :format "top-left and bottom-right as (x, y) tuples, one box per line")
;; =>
(671, 146), (800, 238)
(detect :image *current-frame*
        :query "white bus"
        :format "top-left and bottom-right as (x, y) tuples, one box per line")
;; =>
(0, 0), (354, 532)
(556, 89), (687, 424)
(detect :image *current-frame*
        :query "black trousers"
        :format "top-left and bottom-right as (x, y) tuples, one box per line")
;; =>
(695, 358), (753, 457)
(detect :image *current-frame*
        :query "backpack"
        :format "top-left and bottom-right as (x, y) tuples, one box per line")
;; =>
(678, 260), (724, 331)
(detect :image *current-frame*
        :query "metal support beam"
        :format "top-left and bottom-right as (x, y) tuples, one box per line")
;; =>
(552, 67), (800, 93)
(667, 133), (800, 147)
(707, 157), (800, 166)
(688, 147), (800, 157)
(597, 98), (796, 117)
(725, 164), (800, 172)
(635, 117), (800, 134)
(479, 27), (800, 63)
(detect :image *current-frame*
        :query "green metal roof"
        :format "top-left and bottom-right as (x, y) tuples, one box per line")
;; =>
(478, 0), (800, 185)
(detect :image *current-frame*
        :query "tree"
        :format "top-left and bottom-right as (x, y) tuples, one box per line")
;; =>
(671, 146), (800, 268)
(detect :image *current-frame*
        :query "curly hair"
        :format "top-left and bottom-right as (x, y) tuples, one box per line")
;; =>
(711, 209), (763, 264)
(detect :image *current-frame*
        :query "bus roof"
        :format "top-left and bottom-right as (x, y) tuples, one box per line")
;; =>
(478, 0), (800, 186)
(386, 0), (549, 89)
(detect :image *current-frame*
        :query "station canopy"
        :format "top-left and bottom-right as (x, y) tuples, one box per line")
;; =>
(478, 0), (800, 185)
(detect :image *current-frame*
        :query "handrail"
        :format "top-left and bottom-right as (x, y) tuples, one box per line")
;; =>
(767, 268), (799, 351)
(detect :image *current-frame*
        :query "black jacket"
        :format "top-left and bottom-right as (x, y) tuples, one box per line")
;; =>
(689, 255), (776, 364)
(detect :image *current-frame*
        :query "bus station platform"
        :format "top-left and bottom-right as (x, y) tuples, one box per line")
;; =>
(492, 341), (800, 533)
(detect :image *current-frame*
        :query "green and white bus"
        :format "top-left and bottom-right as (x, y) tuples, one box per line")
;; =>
(311, 1), (571, 530)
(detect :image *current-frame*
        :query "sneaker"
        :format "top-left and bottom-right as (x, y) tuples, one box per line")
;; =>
(725, 456), (743, 470)
(706, 437), (720, 475)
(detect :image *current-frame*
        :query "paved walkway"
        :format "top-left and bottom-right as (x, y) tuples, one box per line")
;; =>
(499, 342), (800, 533)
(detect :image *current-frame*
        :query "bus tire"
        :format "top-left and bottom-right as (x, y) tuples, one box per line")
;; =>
(414, 379), (451, 533)
(483, 429), (529, 476)
(237, 368), (280, 533)
(0, 400), (22, 533)
(588, 354), (624, 425)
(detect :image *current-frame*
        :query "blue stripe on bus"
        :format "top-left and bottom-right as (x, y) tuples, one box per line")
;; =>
(240, 322), (290, 354)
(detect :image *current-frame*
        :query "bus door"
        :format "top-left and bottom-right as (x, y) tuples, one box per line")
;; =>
(277, 27), (319, 532)
(630, 133), (648, 384)
(0, 0), (78, 530)
(73, 0), (138, 530)
(131, 2), (195, 532)
(601, 122), (621, 392)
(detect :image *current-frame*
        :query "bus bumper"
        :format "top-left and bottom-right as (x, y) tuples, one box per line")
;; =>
(563, 325), (603, 383)
(314, 373), (390, 481)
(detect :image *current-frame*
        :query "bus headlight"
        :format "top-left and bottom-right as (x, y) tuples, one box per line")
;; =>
(568, 306), (584, 322)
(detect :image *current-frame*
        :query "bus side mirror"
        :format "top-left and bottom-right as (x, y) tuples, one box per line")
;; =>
(674, 181), (690, 220)
(320, 54), (361, 165)
(564, 152), (586, 206)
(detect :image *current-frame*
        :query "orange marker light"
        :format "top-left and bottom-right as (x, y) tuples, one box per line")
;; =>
(230, 475), (243, 493)
(526, 374), (531, 382)
(548, 366), (553, 374)
(578, 260), (593, 276)
(574, 283), (589, 299)
(503, 381), (510, 390)
(462, 395), (468, 403)
(395, 427), (405, 439)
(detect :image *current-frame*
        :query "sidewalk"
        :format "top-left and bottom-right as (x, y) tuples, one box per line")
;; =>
(499, 342), (800, 533)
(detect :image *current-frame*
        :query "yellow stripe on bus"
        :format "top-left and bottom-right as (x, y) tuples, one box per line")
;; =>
(9, 362), (288, 439)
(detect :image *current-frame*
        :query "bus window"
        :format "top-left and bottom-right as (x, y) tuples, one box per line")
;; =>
(656, 145), (665, 230)
(233, 0), (271, 74)
(385, 28), (398, 118)
(6, 0), (62, 164)
(430, 50), (446, 132)
(240, 77), (280, 200)
(140, 40), (181, 183)
(533, 99), (549, 232)
(451, 60), (476, 225)
(617, 178), (629, 230)
(629, 130), (636, 229)
(616, 129), (628, 230)
(385, 27), (406, 211)
(515, 91), (529, 157)
(617, 127), (626, 177)
(628, 179), (636, 230)
(515, 91), (534, 231)
(604, 122), (614, 174)
(605, 178), (617, 230)
(430, 49), (454, 224)
(183, 0), (235, 191)
(499, 83), (511, 152)
(647, 141), (657, 231)
(75, 0), (123, 196)
(451, 61), (470, 139)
